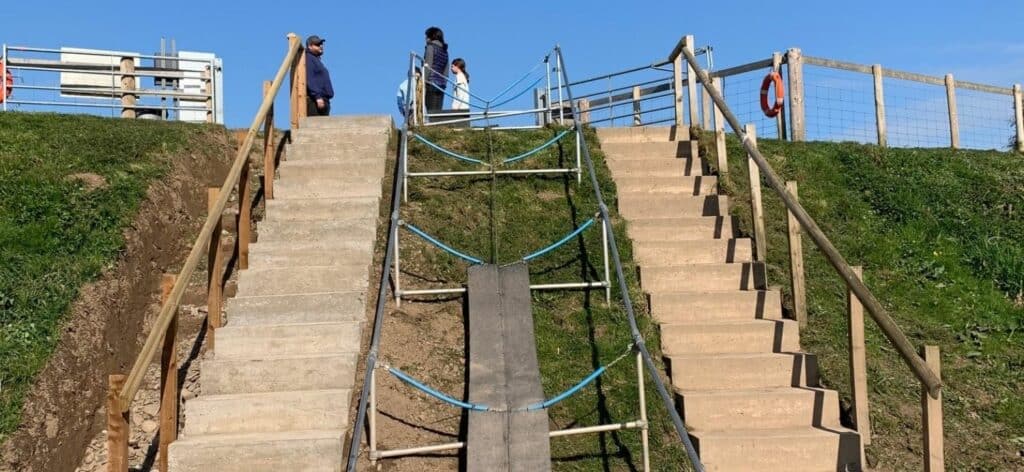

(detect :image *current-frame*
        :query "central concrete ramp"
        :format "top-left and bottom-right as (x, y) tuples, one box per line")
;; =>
(466, 263), (551, 472)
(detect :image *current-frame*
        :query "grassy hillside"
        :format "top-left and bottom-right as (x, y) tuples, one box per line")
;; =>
(0, 113), (212, 439)
(700, 133), (1024, 470)
(398, 126), (694, 470)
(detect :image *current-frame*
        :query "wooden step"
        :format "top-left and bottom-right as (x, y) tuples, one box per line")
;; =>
(633, 238), (753, 265)
(618, 195), (727, 219)
(691, 426), (862, 472)
(615, 175), (718, 196)
(658, 319), (800, 355)
(648, 289), (783, 323)
(639, 262), (764, 292)
(666, 352), (819, 390)
(627, 216), (736, 241)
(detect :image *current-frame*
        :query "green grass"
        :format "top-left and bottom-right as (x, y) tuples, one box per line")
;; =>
(403, 126), (693, 470)
(700, 133), (1024, 470)
(0, 112), (214, 440)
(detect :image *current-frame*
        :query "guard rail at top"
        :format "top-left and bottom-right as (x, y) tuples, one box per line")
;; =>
(104, 33), (309, 472)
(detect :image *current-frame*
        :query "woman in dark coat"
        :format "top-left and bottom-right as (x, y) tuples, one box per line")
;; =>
(423, 26), (449, 114)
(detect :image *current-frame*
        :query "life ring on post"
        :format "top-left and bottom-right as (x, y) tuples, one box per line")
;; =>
(760, 71), (784, 118)
(2, 67), (12, 104)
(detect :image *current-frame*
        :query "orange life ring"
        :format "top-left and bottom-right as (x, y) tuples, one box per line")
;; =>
(760, 71), (784, 118)
(1, 67), (11, 104)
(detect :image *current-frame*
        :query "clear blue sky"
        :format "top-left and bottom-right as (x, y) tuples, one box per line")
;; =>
(3, 0), (1023, 128)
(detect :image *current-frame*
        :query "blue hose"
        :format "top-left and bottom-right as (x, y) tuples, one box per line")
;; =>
(522, 218), (596, 262)
(487, 60), (546, 103)
(388, 367), (492, 412)
(403, 223), (484, 265)
(523, 366), (607, 411)
(412, 134), (488, 166)
(503, 128), (575, 164)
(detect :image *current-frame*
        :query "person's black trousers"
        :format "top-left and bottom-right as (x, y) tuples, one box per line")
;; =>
(425, 86), (445, 114)
(306, 97), (331, 116)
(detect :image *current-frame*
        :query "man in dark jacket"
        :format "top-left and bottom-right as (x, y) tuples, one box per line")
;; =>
(305, 35), (333, 116)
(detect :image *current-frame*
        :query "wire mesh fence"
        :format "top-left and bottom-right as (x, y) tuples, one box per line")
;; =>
(803, 65), (876, 144)
(956, 88), (1016, 150)
(720, 67), (785, 140)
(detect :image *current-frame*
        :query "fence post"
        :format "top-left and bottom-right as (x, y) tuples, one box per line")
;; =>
(632, 86), (642, 126)
(578, 98), (590, 125)
(289, 34), (307, 129)
(772, 52), (786, 139)
(158, 274), (178, 471)
(202, 65), (214, 124)
(262, 80), (276, 203)
(945, 74), (959, 149)
(713, 77), (728, 178)
(684, 35), (699, 127)
(673, 48), (684, 127)
(745, 124), (767, 263)
(786, 48), (806, 141)
(702, 82), (712, 129)
(873, 64), (888, 147)
(1013, 84), (1023, 153)
(786, 181), (807, 327)
(119, 57), (136, 119)
(847, 266), (871, 445)
(921, 345), (945, 472)
(207, 188), (225, 350)
(106, 374), (129, 472)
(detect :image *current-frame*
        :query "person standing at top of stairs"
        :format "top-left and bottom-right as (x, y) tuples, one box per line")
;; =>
(423, 26), (449, 113)
(305, 35), (334, 116)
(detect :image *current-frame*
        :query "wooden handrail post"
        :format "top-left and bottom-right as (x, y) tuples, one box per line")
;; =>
(701, 81), (712, 129)
(684, 35), (699, 127)
(847, 266), (870, 445)
(745, 124), (767, 263)
(202, 65), (214, 124)
(106, 374), (129, 472)
(786, 48), (806, 141)
(264, 80), (277, 201)
(632, 86), (642, 126)
(207, 188), (225, 349)
(578, 98), (590, 125)
(119, 57), (136, 119)
(713, 77), (728, 178)
(1012, 84), (1023, 153)
(945, 74), (959, 149)
(873, 64), (888, 147)
(289, 34), (307, 129)
(673, 49), (684, 127)
(158, 274), (178, 471)
(772, 52), (786, 139)
(786, 181), (807, 327)
(921, 345), (945, 471)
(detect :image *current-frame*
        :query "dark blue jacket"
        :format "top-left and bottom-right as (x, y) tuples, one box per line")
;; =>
(306, 51), (334, 100)
(424, 40), (449, 89)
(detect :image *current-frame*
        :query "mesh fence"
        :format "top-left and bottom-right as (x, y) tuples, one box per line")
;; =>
(956, 88), (1016, 150)
(803, 66), (876, 144)
(883, 77), (953, 148)
(719, 68), (785, 139)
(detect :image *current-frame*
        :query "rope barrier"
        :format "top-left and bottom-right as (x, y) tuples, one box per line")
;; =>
(422, 63), (490, 105)
(521, 217), (596, 262)
(402, 222), (485, 265)
(487, 59), (547, 104)
(427, 79), (489, 110)
(502, 127), (575, 164)
(488, 76), (545, 109)
(521, 343), (634, 411)
(385, 366), (492, 411)
(412, 134), (489, 166)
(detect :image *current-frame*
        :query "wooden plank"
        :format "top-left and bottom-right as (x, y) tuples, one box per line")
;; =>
(106, 375), (129, 472)
(202, 66), (214, 123)
(921, 345), (945, 472)
(786, 49), (806, 141)
(786, 182), (807, 327)
(746, 124), (767, 262)
(1014, 84), (1023, 152)
(239, 147), (252, 270)
(673, 53), (684, 126)
(263, 80), (275, 201)
(632, 86), (642, 126)
(709, 58), (775, 79)
(847, 266), (870, 444)
(578, 98), (590, 125)
(873, 65), (887, 147)
(945, 74), (960, 149)
(772, 52), (786, 138)
(702, 82), (712, 129)
(685, 35), (699, 126)
(713, 77), (728, 177)
(158, 274), (178, 472)
(119, 57), (136, 119)
(207, 188), (224, 350)
(295, 50), (308, 125)
(803, 55), (1011, 94)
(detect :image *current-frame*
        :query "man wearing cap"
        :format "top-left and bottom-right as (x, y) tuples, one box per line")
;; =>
(305, 35), (333, 116)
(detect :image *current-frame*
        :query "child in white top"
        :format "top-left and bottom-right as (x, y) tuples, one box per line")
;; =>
(451, 58), (470, 110)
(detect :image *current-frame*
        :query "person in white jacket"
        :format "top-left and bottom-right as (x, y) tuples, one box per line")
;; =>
(450, 58), (470, 110)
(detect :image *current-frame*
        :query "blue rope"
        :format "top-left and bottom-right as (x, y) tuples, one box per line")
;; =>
(423, 63), (490, 104)
(487, 59), (546, 103)
(522, 218), (596, 262)
(503, 128), (575, 164)
(403, 223), (484, 265)
(488, 76), (545, 109)
(412, 134), (489, 166)
(388, 367), (492, 411)
(427, 80), (488, 110)
(522, 366), (607, 411)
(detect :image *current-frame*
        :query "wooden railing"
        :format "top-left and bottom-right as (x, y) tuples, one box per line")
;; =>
(105, 33), (308, 472)
(671, 34), (947, 471)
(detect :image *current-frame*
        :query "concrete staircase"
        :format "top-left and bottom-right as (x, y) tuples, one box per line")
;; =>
(168, 115), (392, 472)
(596, 126), (862, 472)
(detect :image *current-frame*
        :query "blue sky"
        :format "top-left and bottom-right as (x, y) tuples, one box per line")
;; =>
(3, 0), (1023, 128)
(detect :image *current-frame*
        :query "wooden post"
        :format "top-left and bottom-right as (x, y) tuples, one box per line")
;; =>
(786, 48), (806, 141)
(847, 266), (871, 445)
(632, 86), (642, 126)
(295, 50), (308, 126)
(772, 52), (786, 138)
(578, 98), (591, 125)
(158, 274), (177, 472)
(106, 374), (129, 472)
(289, 34), (306, 129)
(202, 65), (214, 124)
(264, 80), (277, 201)
(786, 181), (807, 328)
(745, 124), (767, 263)
(921, 345), (945, 471)
(207, 188), (225, 349)
(684, 35), (699, 127)
(1013, 84), (1023, 153)
(873, 64), (888, 147)
(713, 77), (728, 178)
(119, 57), (136, 119)
(701, 83), (712, 130)
(945, 74), (959, 149)
(673, 51), (684, 127)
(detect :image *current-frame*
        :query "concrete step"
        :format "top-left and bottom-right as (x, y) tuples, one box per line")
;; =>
(216, 321), (363, 359)
(247, 247), (374, 269)
(291, 129), (389, 144)
(617, 194), (727, 219)
(596, 125), (689, 143)
(299, 114), (394, 130)
(257, 218), (378, 243)
(183, 389), (352, 436)
(633, 238), (753, 265)
(605, 157), (704, 178)
(168, 430), (345, 472)
(614, 175), (718, 196)
(648, 290), (783, 323)
(659, 319), (800, 355)
(601, 141), (698, 159)
(249, 237), (374, 255)
(285, 143), (388, 161)
(236, 266), (368, 297)
(692, 427), (862, 472)
(265, 197), (379, 222)
(226, 292), (365, 326)
(627, 216), (736, 241)
(639, 262), (763, 292)
(666, 352), (819, 390)
(277, 160), (386, 180)
(274, 177), (382, 199)
(677, 386), (842, 431)
(202, 352), (359, 395)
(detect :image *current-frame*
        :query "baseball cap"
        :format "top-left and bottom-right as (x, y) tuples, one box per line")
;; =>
(306, 35), (325, 46)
